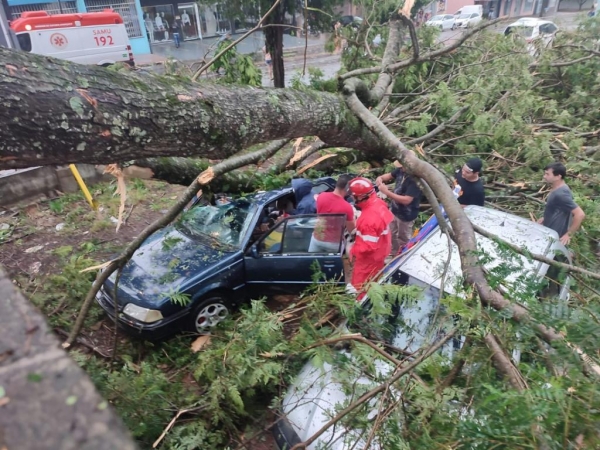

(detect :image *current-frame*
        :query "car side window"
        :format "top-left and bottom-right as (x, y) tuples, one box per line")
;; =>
(258, 215), (346, 255)
(258, 221), (285, 254)
(545, 24), (557, 34)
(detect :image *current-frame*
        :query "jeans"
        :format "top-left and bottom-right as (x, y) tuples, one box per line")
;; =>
(173, 32), (180, 48)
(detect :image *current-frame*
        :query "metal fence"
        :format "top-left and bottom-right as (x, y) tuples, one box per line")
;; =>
(85, 0), (142, 38)
(11, 2), (77, 19)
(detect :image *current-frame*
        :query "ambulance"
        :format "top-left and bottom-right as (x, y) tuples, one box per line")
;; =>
(10, 9), (135, 66)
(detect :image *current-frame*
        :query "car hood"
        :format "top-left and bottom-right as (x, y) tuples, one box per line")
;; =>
(282, 355), (390, 450)
(103, 226), (235, 308)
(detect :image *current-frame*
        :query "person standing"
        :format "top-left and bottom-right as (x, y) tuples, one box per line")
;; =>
(376, 165), (422, 256)
(538, 162), (585, 245)
(348, 177), (393, 291)
(309, 175), (355, 253)
(262, 45), (273, 80)
(455, 157), (485, 207)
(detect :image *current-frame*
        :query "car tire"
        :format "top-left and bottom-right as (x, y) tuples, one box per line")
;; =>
(188, 294), (231, 334)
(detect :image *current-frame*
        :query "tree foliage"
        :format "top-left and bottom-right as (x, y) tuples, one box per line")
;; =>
(1, 9), (600, 450)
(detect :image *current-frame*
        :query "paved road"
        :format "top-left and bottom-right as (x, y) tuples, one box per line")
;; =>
(267, 12), (582, 87)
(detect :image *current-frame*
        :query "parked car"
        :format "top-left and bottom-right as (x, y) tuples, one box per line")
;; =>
(426, 14), (456, 31)
(454, 12), (482, 28)
(338, 15), (363, 28)
(273, 206), (571, 450)
(95, 177), (353, 340)
(454, 5), (483, 16)
(504, 18), (559, 55)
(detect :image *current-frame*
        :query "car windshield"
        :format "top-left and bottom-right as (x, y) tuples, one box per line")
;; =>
(506, 25), (534, 37)
(458, 13), (471, 18)
(176, 199), (254, 249)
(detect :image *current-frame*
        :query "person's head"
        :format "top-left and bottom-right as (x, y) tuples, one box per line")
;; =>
(349, 177), (374, 207)
(461, 157), (483, 181)
(543, 162), (567, 184)
(275, 198), (293, 213)
(335, 174), (352, 195)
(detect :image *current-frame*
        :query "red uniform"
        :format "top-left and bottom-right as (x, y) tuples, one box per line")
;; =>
(350, 195), (393, 291)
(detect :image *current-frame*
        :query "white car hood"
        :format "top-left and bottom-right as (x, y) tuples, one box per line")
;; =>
(281, 354), (393, 450)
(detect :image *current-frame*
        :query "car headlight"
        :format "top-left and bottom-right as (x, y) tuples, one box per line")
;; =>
(123, 304), (164, 323)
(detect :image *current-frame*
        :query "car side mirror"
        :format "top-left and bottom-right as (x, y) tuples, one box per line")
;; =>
(250, 244), (259, 259)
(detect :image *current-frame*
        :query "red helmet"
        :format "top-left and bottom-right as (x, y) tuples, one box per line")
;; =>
(349, 177), (374, 203)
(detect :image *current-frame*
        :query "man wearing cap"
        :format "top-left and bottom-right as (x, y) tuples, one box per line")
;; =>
(455, 157), (485, 207)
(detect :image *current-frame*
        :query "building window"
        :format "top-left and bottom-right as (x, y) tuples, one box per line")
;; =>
(142, 5), (175, 42)
(86, 0), (143, 38)
(11, 2), (77, 19)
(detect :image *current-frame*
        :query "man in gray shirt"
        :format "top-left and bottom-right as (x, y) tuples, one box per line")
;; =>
(538, 162), (585, 245)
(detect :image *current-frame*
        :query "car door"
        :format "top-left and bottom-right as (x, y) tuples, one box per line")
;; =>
(444, 15), (455, 30)
(244, 214), (346, 296)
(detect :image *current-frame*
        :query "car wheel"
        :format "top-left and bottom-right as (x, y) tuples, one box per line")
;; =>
(189, 294), (231, 334)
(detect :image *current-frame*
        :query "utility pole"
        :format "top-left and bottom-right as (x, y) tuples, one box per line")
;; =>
(0, 0), (14, 48)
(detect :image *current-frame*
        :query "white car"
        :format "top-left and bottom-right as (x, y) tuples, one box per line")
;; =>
(454, 12), (482, 28)
(273, 206), (571, 450)
(426, 14), (456, 31)
(504, 18), (559, 55)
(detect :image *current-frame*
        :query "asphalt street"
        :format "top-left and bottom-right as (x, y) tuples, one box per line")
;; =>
(266, 12), (582, 87)
(141, 12), (583, 87)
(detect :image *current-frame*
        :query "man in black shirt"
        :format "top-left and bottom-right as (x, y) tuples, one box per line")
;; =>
(455, 157), (485, 206)
(376, 166), (422, 255)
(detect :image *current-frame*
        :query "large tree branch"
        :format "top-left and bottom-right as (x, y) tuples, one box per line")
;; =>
(369, 18), (403, 105)
(341, 77), (596, 367)
(0, 48), (391, 170)
(340, 19), (502, 80)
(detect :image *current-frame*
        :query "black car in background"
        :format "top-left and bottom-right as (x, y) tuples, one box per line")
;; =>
(96, 178), (349, 340)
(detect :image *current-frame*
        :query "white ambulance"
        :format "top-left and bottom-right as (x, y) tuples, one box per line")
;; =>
(10, 10), (135, 66)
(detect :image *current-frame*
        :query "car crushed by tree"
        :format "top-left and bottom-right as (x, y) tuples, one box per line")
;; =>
(273, 206), (573, 449)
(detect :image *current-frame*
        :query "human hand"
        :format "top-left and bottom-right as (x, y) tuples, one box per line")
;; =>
(559, 233), (571, 246)
(536, 217), (544, 224)
(375, 176), (383, 185)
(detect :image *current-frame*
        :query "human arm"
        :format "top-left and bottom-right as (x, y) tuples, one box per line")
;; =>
(375, 172), (394, 185)
(560, 206), (585, 245)
(377, 182), (414, 205)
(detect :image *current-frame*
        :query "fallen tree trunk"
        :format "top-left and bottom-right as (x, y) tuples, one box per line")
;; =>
(0, 47), (391, 170)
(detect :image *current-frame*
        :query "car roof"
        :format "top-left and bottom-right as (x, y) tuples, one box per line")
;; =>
(241, 176), (336, 207)
(507, 18), (555, 26)
(394, 206), (569, 295)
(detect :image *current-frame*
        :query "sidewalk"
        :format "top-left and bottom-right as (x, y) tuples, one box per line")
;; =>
(136, 32), (330, 67)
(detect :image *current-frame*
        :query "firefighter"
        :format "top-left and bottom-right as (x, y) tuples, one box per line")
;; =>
(348, 177), (394, 292)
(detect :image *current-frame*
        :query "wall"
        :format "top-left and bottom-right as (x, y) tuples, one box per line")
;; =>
(0, 164), (108, 208)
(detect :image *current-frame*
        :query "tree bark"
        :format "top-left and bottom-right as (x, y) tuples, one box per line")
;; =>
(0, 47), (390, 170)
(264, 1), (286, 88)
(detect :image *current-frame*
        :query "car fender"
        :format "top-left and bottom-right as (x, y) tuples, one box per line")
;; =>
(190, 283), (241, 307)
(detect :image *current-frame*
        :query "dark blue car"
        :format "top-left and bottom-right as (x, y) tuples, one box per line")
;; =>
(95, 178), (349, 339)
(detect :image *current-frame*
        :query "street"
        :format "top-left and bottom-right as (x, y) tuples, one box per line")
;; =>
(141, 11), (583, 87)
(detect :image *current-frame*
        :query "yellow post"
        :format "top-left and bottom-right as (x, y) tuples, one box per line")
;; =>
(69, 164), (97, 210)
